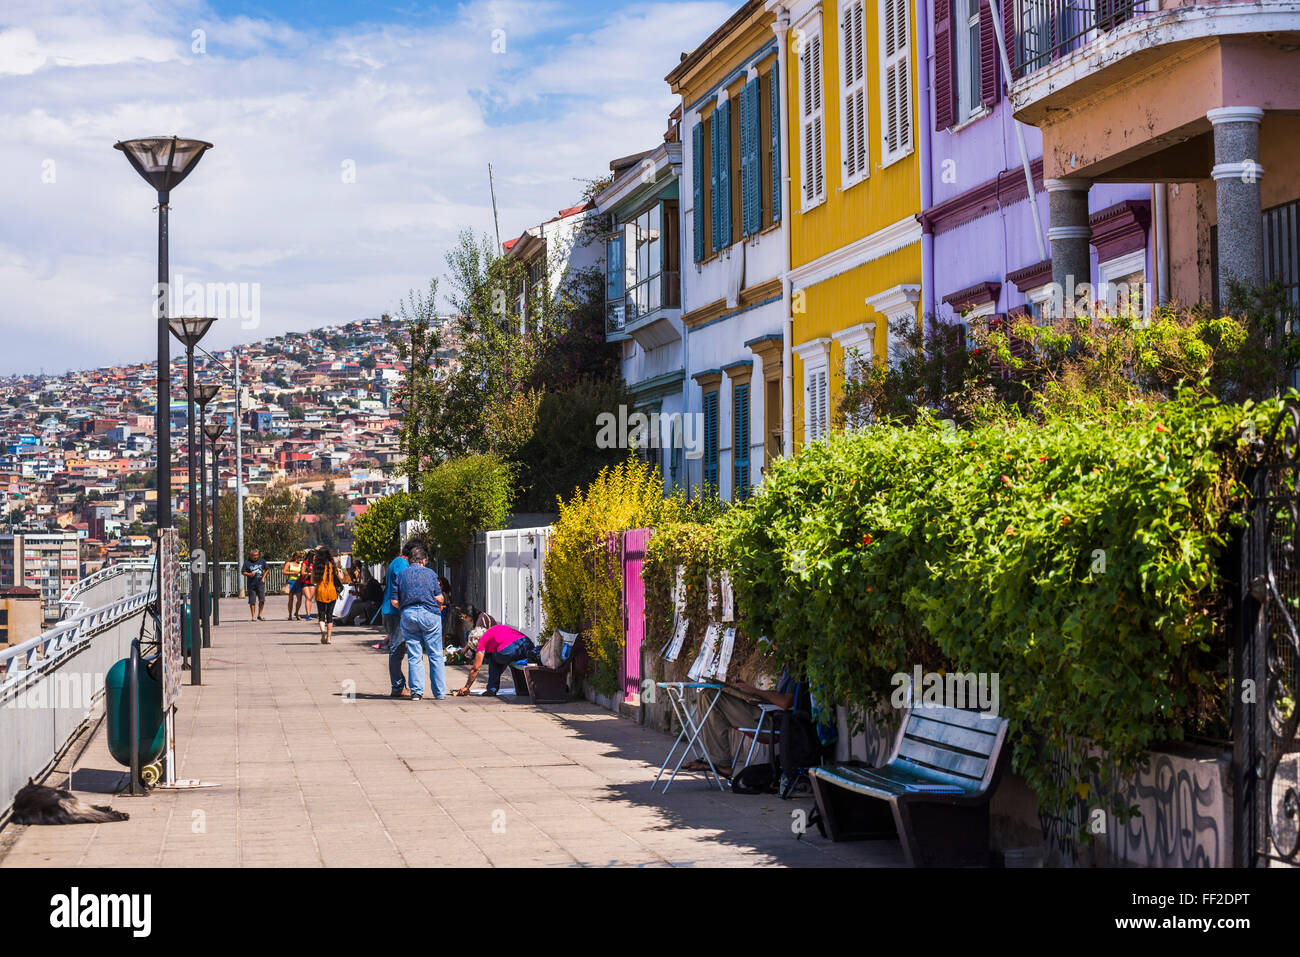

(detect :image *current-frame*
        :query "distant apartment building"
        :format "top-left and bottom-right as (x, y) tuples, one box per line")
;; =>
(0, 530), (80, 620)
(0, 584), (43, 648)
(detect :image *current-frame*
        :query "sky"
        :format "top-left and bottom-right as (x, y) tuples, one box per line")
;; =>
(0, 0), (733, 375)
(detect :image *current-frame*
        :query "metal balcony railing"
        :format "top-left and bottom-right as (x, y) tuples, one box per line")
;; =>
(1010, 0), (1153, 80)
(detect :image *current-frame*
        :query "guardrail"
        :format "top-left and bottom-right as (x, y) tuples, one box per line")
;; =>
(59, 561), (155, 620)
(2, 578), (157, 820)
(1011, 0), (1153, 79)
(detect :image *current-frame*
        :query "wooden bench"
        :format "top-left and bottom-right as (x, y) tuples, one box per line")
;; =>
(514, 631), (580, 704)
(808, 706), (1008, 866)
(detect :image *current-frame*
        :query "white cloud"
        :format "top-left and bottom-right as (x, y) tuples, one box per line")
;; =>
(0, 0), (732, 374)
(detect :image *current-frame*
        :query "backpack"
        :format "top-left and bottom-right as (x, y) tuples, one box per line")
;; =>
(731, 763), (778, 795)
(317, 563), (337, 603)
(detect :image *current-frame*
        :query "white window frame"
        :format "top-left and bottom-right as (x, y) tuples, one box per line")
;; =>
(833, 322), (876, 430)
(1025, 282), (1056, 322)
(878, 0), (913, 168)
(794, 338), (832, 443)
(839, 0), (870, 191)
(953, 0), (982, 122)
(1097, 249), (1150, 320)
(796, 15), (827, 211)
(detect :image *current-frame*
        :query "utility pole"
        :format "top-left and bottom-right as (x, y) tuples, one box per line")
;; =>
(488, 162), (502, 253)
(234, 346), (246, 598)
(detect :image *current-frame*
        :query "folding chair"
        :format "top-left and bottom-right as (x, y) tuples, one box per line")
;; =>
(731, 703), (784, 776)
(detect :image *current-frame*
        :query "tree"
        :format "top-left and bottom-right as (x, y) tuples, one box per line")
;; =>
(392, 278), (444, 495)
(304, 480), (349, 551)
(419, 454), (514, 565)
(243, 481), (305, 560)
(351, 492), (415, 565)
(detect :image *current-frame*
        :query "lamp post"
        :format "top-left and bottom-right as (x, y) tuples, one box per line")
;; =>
(169, 316), (216, 685)
(191, 381), (220, 651)
(205, 421), (227, 627)
(114, 136), (213, 532)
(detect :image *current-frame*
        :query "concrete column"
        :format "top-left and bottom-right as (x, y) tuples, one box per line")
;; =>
(1208, 106), (1265, 307)
(1046, 178), (1092, 316)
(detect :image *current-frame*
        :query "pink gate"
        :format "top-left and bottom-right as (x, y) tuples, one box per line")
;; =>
(622, 528), (652, 703)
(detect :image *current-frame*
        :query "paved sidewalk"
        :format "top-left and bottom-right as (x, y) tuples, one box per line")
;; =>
(0, 599), (904, 867)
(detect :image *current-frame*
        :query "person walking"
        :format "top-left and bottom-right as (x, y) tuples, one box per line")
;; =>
(241, 548), (268, 621)
(453, 623), (535, 697)
(300, 546), (318, 621)
(391, 543), (446, 700)
(312, 547), (342, 645)
(284, 550), (306, 620)
(382, 546), (411, 695)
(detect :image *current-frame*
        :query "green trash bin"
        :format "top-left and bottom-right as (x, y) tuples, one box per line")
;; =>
(105, 655), (166, 769)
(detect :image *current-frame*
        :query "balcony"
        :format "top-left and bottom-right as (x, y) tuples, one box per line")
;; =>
(1009, 0), (1153, 79)
(605, 270), (682, 349)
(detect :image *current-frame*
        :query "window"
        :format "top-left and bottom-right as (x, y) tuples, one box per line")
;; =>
(606, 201), (681, 326)
(954, 0), (981, 120)
(840, 1), (869, 188)
(797, 23), (826, 209)
(805, 368), (829, 442)
(764, 62), (782, 226)
(834, 322), (876, 429)
(702, 391), (720, 495)
(879, 0), (912, 164)
(1097, 250), (1148, 320)
(692, 121), (707, 262)
(732, 382), (751, 500)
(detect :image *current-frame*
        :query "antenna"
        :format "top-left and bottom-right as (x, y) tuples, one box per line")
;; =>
(488, 162), (502, 254)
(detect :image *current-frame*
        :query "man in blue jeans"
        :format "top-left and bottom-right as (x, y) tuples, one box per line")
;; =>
(383, 548), (411, 696)
(391, 544), (446, 700)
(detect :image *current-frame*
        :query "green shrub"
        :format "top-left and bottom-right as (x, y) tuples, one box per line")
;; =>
(720, 391), (1279, 817)
(351, 492), (415, 566)
(419, 454), (514, 563)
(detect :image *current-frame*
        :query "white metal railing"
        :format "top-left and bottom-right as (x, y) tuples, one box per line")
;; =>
(2, 579), (157, 817)
(58, 560), (155, 619)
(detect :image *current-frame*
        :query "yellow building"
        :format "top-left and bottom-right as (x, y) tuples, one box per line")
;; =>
(770, 0), (922, 447)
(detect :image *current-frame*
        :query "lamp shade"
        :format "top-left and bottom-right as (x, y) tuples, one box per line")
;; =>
(114, 137), (213, 194)
(168, 316), (217, 348)
(188, 382), (221, 407)
(204, 420), (227, 442)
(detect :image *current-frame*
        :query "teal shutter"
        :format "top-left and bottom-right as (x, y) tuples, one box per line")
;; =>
(732, 382), (750, 500)
(692, 122), (705, 262)
(703, 392), (719, 494)
(742, 77), (762, 236)
(716, 99), (732, 250)
(710, 113), (720, 253)
(606, 233), (624, 301)
(770, 62), (781, 222)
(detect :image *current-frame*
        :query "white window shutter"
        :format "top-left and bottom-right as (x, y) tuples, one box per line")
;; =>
(880, 0), (912, 163)
(799, 29), (827, 208)
(841, 2), (869, 185)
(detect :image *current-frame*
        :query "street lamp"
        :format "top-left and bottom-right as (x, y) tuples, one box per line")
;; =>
(169, 316), (216, 685)
(205, 421), (227, 627)
(115, 136), (213, 532)
(190, 381), (220, 652)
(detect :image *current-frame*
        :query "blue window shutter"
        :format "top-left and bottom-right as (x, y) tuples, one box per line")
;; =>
(770, 62), (781, 222)
(716, 100), (731, 250)
(732, 383), (750, 500)
(703, 392), (719, 493)
(739, 81), (753, 237)
(746, 77), (762, 236)
(692, 122), (705, 262)
(710, 114), (720, 253)
(606, 234), (624, 300)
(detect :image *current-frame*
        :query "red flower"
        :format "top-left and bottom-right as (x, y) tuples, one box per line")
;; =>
(1001, 475), (1013, 486)
(862, 534), (873, 546)
(1155, 423), (1168, 433)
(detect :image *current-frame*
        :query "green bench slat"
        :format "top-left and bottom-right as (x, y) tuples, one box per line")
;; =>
(814, 762), (980, 797)
(912, 705), (1001, 733)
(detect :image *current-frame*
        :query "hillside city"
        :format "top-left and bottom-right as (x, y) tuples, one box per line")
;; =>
(0, 313), (452, 635)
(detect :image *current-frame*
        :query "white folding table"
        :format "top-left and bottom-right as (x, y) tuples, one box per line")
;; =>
(651, 681), (726, 793)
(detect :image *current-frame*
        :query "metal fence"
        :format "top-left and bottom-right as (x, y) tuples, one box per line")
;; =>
(2, 577), (157, 818)
(1010, 0), (1152, 79)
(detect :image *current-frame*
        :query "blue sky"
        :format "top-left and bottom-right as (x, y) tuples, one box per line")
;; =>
(0, 0), (733, 374)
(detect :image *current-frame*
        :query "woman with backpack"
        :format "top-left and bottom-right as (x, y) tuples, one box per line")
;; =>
(311, 547), (343, 644)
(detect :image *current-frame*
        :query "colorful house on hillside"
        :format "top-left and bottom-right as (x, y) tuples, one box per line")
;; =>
(668, 0), (789, 501)
(921, 0), (1151, 332)
(768, 0), (924, 448)
(594, 116), (687, 493)
(1005, 0), (1300, 314)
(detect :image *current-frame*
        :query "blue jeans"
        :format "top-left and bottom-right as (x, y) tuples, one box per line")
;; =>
(384, 613), (405, 692)
(486, 637), (534, 694)
(401, 606), (444, 698)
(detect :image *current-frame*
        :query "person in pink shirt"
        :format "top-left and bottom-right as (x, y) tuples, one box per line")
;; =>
(453, 623), (535, 696)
